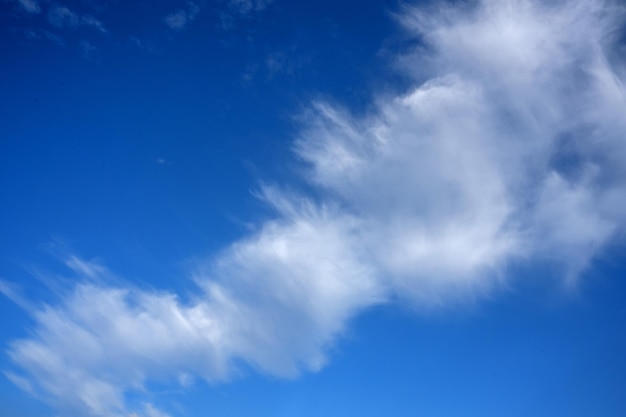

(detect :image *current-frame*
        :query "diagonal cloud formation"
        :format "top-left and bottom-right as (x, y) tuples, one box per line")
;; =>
(4, 0), (626, 416)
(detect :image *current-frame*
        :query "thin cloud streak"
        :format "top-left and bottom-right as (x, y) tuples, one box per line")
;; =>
(4, 0), (626, 416)
(164, 2), (201, 30)
(228, 0), (275, 15)
(13, 0), (41, 14)
(48, 5), (107, 33)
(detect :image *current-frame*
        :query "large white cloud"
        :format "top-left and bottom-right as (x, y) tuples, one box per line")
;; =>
(3, 0), (626, 416)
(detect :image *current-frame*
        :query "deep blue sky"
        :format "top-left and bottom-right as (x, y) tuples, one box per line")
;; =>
(1, 0), (399, 269)
(1, 1), (625, 417)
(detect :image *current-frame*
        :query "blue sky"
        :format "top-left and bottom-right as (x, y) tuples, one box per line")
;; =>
(1, 0), (625, 416)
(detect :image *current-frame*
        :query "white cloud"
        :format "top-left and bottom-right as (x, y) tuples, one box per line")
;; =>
(13, 0), (40, 14)
(0, 280), (34, 311)
(164, 2), (200, 30)
(48, 6), (79, 28)
(220, 0), (275, 29)
(6, 223), (382, 415)
(65, 255), (107, 279)
(3, 371), (34, 393)
(228, 0), (275, 15)
(4, 0), (626, 416)
(48, 5), (107, 33)
(143, 403), (173, 417)
(293, 0), (626, 301)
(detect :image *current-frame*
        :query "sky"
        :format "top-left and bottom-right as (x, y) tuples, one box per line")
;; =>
(1, 0), (626, 416)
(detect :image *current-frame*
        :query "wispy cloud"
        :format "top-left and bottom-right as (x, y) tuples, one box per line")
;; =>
(219, 0), (275, 29)
(4, 0), (626, 416)
(48, 5), (107, 33)
(12, 0), (41, 14)
(5, 240), (380, 415)
(164, 2), (200, 30)
(227, 0), (275, 16)
(0, 280), (34, 311)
